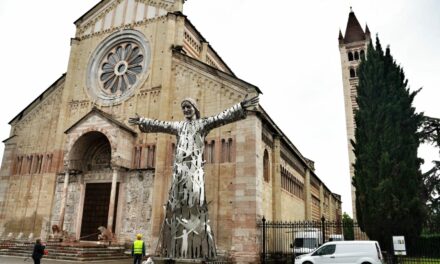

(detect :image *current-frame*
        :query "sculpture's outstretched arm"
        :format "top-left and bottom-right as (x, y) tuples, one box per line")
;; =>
(129, 113), (179, 135)
(203, 94), (259, 131)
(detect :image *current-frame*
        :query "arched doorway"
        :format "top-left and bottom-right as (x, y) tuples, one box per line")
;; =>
(68, 131), (111, 172)
(68, 131), (118, 241)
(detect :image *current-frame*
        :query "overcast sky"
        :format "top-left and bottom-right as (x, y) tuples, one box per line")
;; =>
(0, 0), (439, 217)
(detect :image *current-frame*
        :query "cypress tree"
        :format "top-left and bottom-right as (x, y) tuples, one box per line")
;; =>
(342, 212), (354, 240)
(352, 36), (426, 250)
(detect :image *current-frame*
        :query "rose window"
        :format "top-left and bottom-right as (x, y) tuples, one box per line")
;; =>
(99, 43), (144, 96)
(87, 30), (150, 105)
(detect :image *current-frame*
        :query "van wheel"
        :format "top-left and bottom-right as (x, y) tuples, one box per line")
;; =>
(303, 262), (313, 264)
(361, 262), (371, 264)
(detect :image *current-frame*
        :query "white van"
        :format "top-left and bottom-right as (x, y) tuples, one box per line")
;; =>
(294, 241), (384, 264)
(293, 228), (323, 255)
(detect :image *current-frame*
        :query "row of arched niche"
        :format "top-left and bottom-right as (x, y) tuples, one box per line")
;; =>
(348, 49), (365, 61)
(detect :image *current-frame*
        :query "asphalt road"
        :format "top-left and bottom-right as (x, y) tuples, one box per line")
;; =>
(0, 256), (133, 264)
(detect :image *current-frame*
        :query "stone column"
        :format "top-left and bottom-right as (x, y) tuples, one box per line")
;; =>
(107, 167), (119, 233)
(271, 135), (282, 220)
(59, 168), (70, 231)
(319, 183), (324, 219)
(329, 195), (334, 221)
(304, 169), (312, 220)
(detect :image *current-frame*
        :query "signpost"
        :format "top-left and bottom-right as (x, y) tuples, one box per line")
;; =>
(392, 236), (406, 256)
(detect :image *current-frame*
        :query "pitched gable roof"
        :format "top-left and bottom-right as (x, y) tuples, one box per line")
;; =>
(64, 107), (136, 135)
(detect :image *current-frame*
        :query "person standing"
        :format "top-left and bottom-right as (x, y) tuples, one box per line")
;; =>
(32, 238), (46, 264)
(132, 234), (146, 264)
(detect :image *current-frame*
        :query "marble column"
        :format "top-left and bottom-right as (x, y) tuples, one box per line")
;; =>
(271, 135), (282, 220)
(59, 169), (70, 231)
(107, 167), (119, 233)
(304, 168), (312, 220)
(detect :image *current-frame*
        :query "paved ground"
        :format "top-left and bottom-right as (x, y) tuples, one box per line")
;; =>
(0, 256), (133, 264)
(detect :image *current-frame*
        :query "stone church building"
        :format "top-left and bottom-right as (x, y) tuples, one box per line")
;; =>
(0, 0), (342, 262)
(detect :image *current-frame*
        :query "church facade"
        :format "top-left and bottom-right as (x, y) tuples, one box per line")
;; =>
(0, 1), (341, 263)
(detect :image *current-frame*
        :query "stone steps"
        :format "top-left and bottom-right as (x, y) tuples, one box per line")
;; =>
(0, 241), (130, 261)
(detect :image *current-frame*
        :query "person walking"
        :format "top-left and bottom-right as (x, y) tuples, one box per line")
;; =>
(132, 234), (145, 264)
(31, 238), (46, 264)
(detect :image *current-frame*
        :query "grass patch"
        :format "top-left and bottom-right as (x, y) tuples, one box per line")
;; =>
(399, 257), (440, 264)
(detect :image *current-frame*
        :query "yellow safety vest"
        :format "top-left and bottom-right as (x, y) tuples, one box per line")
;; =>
(133, 240), (144, 255)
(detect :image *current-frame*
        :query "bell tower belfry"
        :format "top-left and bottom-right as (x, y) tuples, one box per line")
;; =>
(338, 8), (371, 219)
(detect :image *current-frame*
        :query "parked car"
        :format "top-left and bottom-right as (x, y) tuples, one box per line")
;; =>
(294, 240), (384, 264)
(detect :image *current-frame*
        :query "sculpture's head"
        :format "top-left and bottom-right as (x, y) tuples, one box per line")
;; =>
(181, 98), (200, 120)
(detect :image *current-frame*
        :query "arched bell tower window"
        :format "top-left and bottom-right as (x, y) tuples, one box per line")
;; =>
(350, 68), (356, 78)
(354, 51), (360, 60)
(348, 52), (354, 61)
(263, 149), (270, 182)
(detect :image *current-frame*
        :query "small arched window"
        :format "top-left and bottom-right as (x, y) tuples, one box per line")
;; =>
(221, 138), (233, 163)
(221, 139), (226, 163)
(28, 156), (33, 174)
(354, 51), (359, 60)
(147, 145), (156, 168)
(209, 140), (215, 163)
(263, 150), (270, 182)
(348, 52), (354, 61)
(349, 68), (356, 78)
(227, 138), (233, 162)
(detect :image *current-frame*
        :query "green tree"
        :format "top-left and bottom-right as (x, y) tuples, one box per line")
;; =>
(420, 116), (440, 226)
(352, 37), (426, 250)
(342, 212), (354, 240)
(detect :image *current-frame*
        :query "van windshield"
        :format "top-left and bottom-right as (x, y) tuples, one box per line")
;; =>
(294, 238), (317, 249)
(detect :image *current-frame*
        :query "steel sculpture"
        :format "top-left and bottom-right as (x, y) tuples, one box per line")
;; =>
(129, 94), (258, 259)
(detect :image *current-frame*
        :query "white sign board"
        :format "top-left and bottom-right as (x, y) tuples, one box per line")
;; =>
(393, 236), (406, 256)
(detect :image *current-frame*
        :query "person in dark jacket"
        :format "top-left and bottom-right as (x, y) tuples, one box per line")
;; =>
(32, 238), (46, 264)
(132, 234), (146, 264)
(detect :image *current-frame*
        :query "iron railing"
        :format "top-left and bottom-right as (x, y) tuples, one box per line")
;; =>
(259, 217), (440, 264)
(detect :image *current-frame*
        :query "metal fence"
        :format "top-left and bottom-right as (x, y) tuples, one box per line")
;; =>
(258, 217), (440, 264)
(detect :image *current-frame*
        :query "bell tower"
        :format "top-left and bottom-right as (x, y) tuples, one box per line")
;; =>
(338, 8), (371, 219)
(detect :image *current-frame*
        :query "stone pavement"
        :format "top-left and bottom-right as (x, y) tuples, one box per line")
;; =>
(0, 255), (133, 264)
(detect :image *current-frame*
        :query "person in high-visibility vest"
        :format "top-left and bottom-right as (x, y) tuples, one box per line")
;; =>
(132, 234), (146, 264)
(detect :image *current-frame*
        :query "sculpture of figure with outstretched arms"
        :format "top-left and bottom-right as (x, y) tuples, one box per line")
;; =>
(129, 94), (258, 259)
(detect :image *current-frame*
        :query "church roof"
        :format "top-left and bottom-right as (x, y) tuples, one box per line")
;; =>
(257, 106), (340, 200)
(74, 0), (107, 25)
(343, 9), (366, 43)
(9, 74), (66, 125)
(173, 50), (262, 94)
(2, 135), (17, 143)
(183, 16), (236, 76)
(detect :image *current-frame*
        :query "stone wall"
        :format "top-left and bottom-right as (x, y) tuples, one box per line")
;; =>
(50, 174), (82, 238)
(118, 170), (154, 248)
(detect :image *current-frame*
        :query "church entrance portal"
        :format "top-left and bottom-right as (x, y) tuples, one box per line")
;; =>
(67, 131), (119, 241)
(80, 182), (119, 240)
